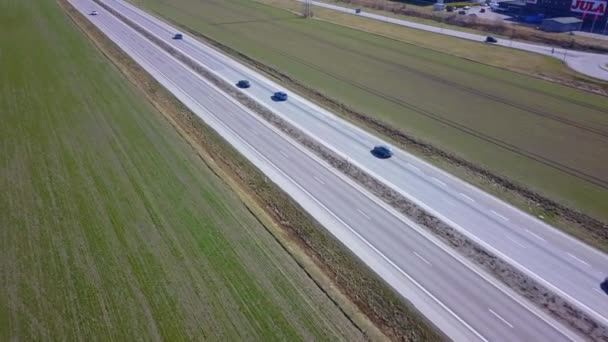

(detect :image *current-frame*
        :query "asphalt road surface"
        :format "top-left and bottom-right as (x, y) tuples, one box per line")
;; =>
(70, 0), (584, 339)
(97, 0), (608, 329)
(303, 0), (608, 81)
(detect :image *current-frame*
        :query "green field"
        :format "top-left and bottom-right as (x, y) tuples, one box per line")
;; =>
(132, 0), (608, 221)
(0, 0), (365, 340)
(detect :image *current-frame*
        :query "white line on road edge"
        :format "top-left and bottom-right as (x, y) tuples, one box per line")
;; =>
(431, 177), (447, 187)
(491, 210), (509, 222)
(406, 163), (420, 172)
(279, 150), (289, 159)
(506, 235), (526, 249)
(567, 253), (591, 267)
(313, 176), (325, 185)
(525, 229), (547, 242)
(357, 208), (371, 220)
(593, 288), (604, 295)
(413, 251), (432, 266)
(459, 192), (475, 203)
(489, 309), (514, 328)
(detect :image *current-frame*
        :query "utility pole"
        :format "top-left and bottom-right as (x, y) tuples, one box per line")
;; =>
(303, 0), (312, 18)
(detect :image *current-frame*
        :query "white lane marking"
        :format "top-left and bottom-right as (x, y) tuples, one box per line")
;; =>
(313, 176), (325, 185)
(356, 208), (371, 220)
(525, 229), (546, 242)
(593, 288), (604, 295)
(279, 150), (289, 159)
(488, 309), (514, 328)
(506, 235), (526, 249)
(459, 192), (475, 203)
(567, 253), (590, 267)
(406, 163), (420, 172)
(252, 130), (259, 136)
(431, 177), (447, 187)
(490, 210), (509, 222)
(413, 251), (432, 266)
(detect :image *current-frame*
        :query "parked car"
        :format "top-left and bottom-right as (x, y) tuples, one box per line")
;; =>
(480, 8), (486, 13)
(371, 145), (393, 159)
(458, 10), (466, 15)
(463, 5), (471, 10)
(236, 80), (251, 88)
(485, 36), (498, 43)
(173, 33), (183, 40)
(446, 6), (454, 12)
(90, 10), (98, 15)
(273, 91), (288, 101)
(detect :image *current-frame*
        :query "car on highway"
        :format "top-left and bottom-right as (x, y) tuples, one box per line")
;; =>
(273, 91), (288, 102)
(173, 33), (183, 40)
(236, 80), (251, 89)
(355, 8), (361, 14)
(601, 278), (608, 294)
(90, 10), (98, 15)
(485, 36), (498, 43)
(371, 145), (393, 159)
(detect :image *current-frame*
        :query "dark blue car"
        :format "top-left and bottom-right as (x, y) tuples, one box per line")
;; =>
(237, 80), (251, 88)
(371, 145), (393, 159)
(273, 91), (288, 102)
(173, 33), (183, 40)
(601, 278), (608, 294)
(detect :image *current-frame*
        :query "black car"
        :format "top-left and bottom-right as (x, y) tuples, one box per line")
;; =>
(173, 33), (183, 40)
(236, 80), (251, 89)
(273, 91), (288, 102)
(458, 10), (466, 14)
(355, 8), (361, 14)
(601, 278), (608, 294)
(485, 36), (498, 43)
(371, 145), (393, 159)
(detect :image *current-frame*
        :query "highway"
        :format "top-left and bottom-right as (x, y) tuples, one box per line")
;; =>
(71, 0), (582, 340)
(96, 0), (608, 328)
(302, 0), (608, 81)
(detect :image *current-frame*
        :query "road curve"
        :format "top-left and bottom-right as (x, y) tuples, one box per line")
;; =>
(303, 0), (608, 81)
(71, 0), (581, 340)
(99, 0), (608, 328)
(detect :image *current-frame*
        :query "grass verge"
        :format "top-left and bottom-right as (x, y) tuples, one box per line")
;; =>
(61, 0), (444, 340)
(0, 0), (368, 340)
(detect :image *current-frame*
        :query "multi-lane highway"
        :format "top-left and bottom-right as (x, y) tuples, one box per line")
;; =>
(70, 0), (583, 339)
(94, 0), (608, 329)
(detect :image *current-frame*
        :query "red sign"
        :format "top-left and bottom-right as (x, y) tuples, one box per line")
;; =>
(571, 0), (607, 15)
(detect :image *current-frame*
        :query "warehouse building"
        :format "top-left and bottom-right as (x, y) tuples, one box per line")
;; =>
(540, 16), (583, 31)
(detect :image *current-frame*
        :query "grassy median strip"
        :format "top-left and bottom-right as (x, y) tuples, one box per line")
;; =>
(0, 0), (371, 340)
(58, 0), (446, 340)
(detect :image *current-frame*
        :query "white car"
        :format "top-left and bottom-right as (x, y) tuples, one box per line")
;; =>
(90, 10), (98, 15)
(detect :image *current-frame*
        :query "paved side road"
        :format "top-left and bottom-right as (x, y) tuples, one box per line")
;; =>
(72, 0), (582, 340)
(304, 0), (608, 81)
(103, 0), (608, 329)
